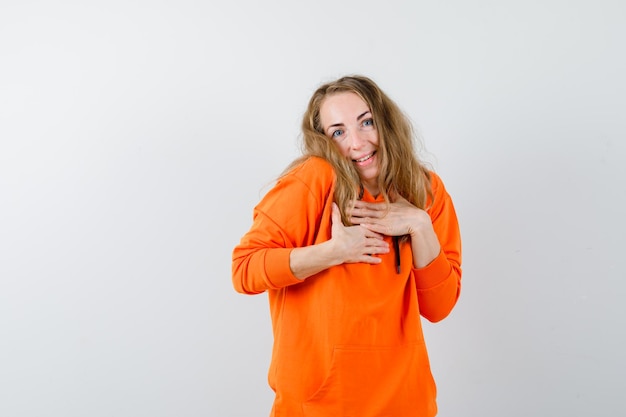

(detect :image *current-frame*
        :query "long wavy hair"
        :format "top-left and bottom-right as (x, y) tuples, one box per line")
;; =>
(284, 75), (432, 226)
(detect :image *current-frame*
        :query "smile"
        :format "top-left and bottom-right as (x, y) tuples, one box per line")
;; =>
(353, 151), (376, 163)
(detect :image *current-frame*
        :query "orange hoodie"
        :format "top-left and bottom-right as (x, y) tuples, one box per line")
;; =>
(232, 157), (461, 417)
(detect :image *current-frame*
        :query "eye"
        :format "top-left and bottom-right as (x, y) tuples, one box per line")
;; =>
(331, 129), (344, 139)
(362, 118), (374, 128)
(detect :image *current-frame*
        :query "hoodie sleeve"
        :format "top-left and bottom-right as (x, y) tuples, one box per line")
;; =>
(232, 158), (335, 294)
(412, 172), (462, 322)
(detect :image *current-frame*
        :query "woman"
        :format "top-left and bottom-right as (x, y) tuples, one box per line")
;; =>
(232, 75), (461, 417)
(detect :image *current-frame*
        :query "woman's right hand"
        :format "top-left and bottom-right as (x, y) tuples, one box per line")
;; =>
(289, 203), (390, 279)
(329, 203), (389, 265)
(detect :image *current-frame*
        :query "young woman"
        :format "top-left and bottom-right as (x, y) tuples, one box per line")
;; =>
(232, 75), (462, 417)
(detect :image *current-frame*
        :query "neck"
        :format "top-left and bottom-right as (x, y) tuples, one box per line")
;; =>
(362, 182), (380, 199)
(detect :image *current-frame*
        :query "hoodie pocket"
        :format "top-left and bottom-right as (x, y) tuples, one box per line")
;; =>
(301, 343), (436, 417)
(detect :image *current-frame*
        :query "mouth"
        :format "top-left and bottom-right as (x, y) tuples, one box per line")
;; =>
(352, 151), (377, 164)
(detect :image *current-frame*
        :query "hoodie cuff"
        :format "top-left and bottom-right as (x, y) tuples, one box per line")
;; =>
(412, 249), (452, 290)
(263, 248), (303, 289)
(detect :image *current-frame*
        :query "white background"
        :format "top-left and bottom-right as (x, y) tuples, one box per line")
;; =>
(1, 1), (625, 416)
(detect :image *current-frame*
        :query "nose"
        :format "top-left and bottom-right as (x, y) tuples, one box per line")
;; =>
(350, 129), (366, 150)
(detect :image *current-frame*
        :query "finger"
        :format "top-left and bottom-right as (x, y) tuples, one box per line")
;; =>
(363, 228), (386, 240)
(356, 223), (382, 237)
(365, 243), (390, 254)
(350, 209), (380, 223)
(361, 222), (392, 236)
(353, 200), (385, 211)
(350, 215), (368, 225)
(359, 254), (383, 264)
(360, 221), (383, 232)
(365, 239), (389, 253)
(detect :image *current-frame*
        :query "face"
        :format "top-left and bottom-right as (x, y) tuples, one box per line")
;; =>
(319, 92), (380, 194)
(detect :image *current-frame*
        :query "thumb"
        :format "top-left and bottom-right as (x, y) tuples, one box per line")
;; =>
(331, 203), (343, 226)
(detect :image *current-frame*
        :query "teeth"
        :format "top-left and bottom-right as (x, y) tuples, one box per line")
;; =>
(356, 153), (374, 162)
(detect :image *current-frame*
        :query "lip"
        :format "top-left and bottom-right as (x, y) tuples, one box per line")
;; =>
(352, 151), (377, 164)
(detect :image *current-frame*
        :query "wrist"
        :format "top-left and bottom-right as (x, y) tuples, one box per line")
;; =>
(323, 239), (344, 267)
(408, 211), (431, 237)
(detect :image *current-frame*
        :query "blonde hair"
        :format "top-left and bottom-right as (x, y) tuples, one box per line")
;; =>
(285, 75), (432, 225)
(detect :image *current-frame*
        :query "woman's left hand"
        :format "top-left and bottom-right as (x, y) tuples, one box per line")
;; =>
(347, 193), (432, 238)
(348, 193), (442, 268)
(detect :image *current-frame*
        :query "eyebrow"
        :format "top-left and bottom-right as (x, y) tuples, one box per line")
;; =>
(356, 110), (371, 121)
(326, 110), (372, 131)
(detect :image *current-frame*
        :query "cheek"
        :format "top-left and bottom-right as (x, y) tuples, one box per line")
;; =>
(370, 131), (379, 146)
(336, 142), (351, 157)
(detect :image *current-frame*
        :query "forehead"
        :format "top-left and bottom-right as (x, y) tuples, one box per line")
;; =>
(319, 92), (369, 126)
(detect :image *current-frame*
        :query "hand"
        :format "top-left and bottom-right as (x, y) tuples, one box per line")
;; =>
(347, 193), (432, 238)
(330, 203), (389, 265)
